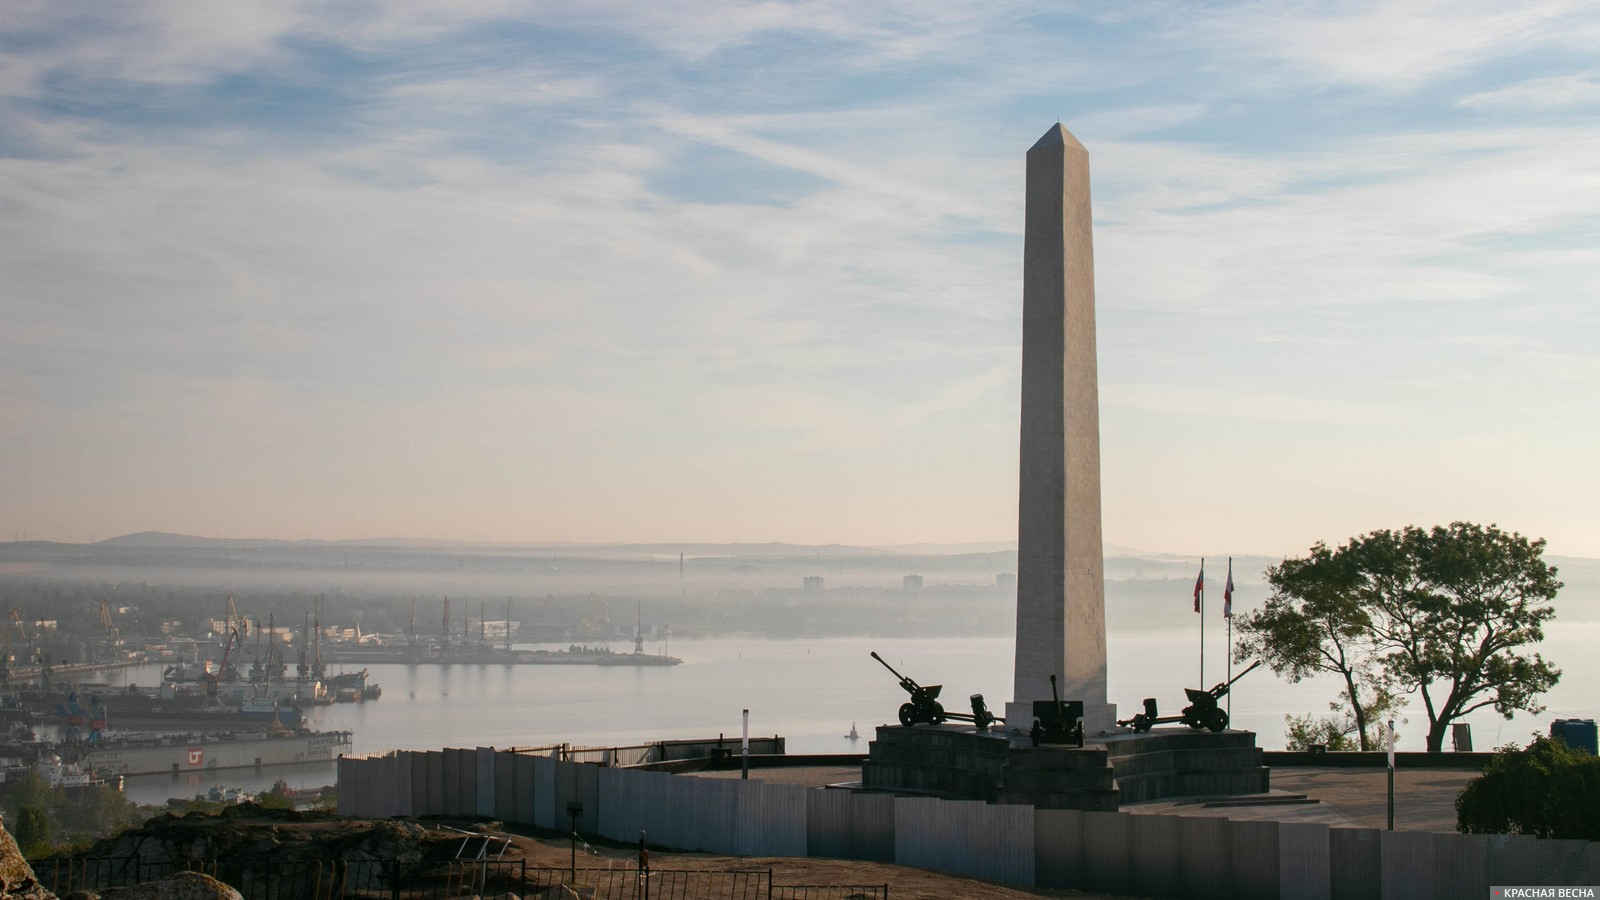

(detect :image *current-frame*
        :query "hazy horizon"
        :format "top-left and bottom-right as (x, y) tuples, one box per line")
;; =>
(5, 5), (1598, 558)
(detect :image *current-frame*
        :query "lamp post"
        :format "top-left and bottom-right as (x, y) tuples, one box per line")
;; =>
(567, 800), (583, 882)
(741, 708), (750, 780)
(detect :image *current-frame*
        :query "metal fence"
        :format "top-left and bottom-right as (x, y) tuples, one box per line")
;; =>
(524, 866), (772, 899)
(35, 859), (886, 900)
(769, 886), (890, 900)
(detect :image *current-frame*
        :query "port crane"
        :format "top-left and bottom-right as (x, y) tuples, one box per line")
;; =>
(204, 629), (240, 709)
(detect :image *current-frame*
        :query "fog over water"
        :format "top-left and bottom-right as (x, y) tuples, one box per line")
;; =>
(8, 538), (1597, 806)
(100, 624), (1600, 806)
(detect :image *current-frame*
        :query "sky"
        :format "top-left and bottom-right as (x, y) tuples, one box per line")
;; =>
(2, 2), (1598, 558)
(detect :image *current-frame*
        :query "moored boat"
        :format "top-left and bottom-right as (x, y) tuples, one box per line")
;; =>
(74, 728), (352, 776)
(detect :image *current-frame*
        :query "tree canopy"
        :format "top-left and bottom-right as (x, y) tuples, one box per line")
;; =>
(1237, 522), (1561, 752)
(1457, 734), (1600, 839)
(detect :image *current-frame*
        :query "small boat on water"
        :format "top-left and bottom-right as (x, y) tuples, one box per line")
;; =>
(845, 722), (860, 740)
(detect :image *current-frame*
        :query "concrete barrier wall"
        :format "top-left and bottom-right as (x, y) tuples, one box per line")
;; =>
(336, 749), (1599, 898)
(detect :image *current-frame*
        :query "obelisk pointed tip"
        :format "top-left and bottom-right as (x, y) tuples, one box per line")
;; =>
(1030, 122), (1085, 153)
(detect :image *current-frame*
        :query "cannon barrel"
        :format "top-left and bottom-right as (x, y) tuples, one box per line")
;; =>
(869, 651), (902, 680)
(1225, 659), (1263, 689)
(870, 651), (922, 693)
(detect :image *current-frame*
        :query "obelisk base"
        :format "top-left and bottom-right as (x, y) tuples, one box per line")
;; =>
(1005, 701), (1118, 737)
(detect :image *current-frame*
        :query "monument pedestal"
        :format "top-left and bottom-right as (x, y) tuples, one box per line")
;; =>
(860, 724), (1268, 811)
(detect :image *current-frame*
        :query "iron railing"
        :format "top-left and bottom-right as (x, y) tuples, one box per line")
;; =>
(35, 858), (887, 900)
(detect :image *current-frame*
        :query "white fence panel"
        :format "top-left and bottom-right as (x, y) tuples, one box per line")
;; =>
(850, 792), (895, 863)
(1278, 821), (1331, 900)
(975, 803), (1035, 886)
(511, 753), (536, 825)
(735, 780), (806, 857)
(1380, 830), (1435, 899)
(807, 789), (851, 859)
(1177, 816), (1230, 900)
(1081, 810), (1132, 896)
(532, 756), (557, 830)
(1130, 813), (1181, 898)
(892, 796), (953, 874)
(596, 766), (638, 843)
(476, 747), (496, 817)
(1034, 808), (1084, 889)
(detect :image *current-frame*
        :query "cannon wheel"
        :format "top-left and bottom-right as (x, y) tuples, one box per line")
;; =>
(898, 703), (917, 727)
(1206, 708), (1229, 733)
(1132, 713), (1153, 733)
(930, 701), (946, 724)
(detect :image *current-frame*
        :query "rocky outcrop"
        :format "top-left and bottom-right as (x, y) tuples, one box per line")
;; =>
(37, 806), (512, 898)
(0, 817), (55, 899)
(73, 872), (242, 899)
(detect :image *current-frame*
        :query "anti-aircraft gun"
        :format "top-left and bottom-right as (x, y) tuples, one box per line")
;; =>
(870, 651), (1001, 729)
(1118, 659), (1263, 733)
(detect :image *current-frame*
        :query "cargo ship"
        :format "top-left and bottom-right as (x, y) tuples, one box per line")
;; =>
(72, 728), (352, 777)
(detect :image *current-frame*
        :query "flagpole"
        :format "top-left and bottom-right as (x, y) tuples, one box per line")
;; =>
(1226, 556), (1233, 721)
(1199, 557), (1205, 688)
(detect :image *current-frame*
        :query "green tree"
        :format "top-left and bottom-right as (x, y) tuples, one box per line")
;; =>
(4, 768), (54, 816)
(1457, 735), (1600, 839)
(1235, 544), (1397, 750)
(14, 805), (54, 858)
(1239, 522), (1560, 753)
(1358, 523), (1561, 752)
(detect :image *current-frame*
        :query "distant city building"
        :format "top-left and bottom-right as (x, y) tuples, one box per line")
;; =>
(802, 575), (825, 591)
(996, 573), (1016, 590)
(902, 575), (923, 590)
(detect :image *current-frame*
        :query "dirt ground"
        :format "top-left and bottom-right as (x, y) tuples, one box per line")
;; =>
(502, 824), (1131, 900)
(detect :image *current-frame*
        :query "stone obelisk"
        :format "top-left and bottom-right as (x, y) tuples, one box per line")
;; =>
(1007, 123), (1115, 734)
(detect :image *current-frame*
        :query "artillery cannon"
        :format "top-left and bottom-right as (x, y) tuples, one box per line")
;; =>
(870, 651), (1001, 729)
(1029, 674), (1084, 747)
(1118, 660), (1263, 733)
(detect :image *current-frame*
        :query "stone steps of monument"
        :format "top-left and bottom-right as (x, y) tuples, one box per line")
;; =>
(1003, 747), (1111, 772)
(1102, 747), (1264, 779)
(997, 785), (1119, 813)
(1113, 766), (1271, 805)
(1096, 729), (1260, 756)
(1197, 793), (1319, 808)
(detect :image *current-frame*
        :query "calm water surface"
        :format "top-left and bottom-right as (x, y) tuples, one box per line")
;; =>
(98, 624), (1600, 806)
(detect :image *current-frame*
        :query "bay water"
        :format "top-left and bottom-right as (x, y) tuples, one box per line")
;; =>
(97, 623), (1599, 807)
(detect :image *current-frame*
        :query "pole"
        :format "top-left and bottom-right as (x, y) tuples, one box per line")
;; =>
(1199, 558), (1205, 688)
(567, 801), (583, 882)
(638, 831), (649, 900)
(741, 709), (750, 780)
(1386, 719), (1396, 831)
(1226, 556), (1233, 721)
